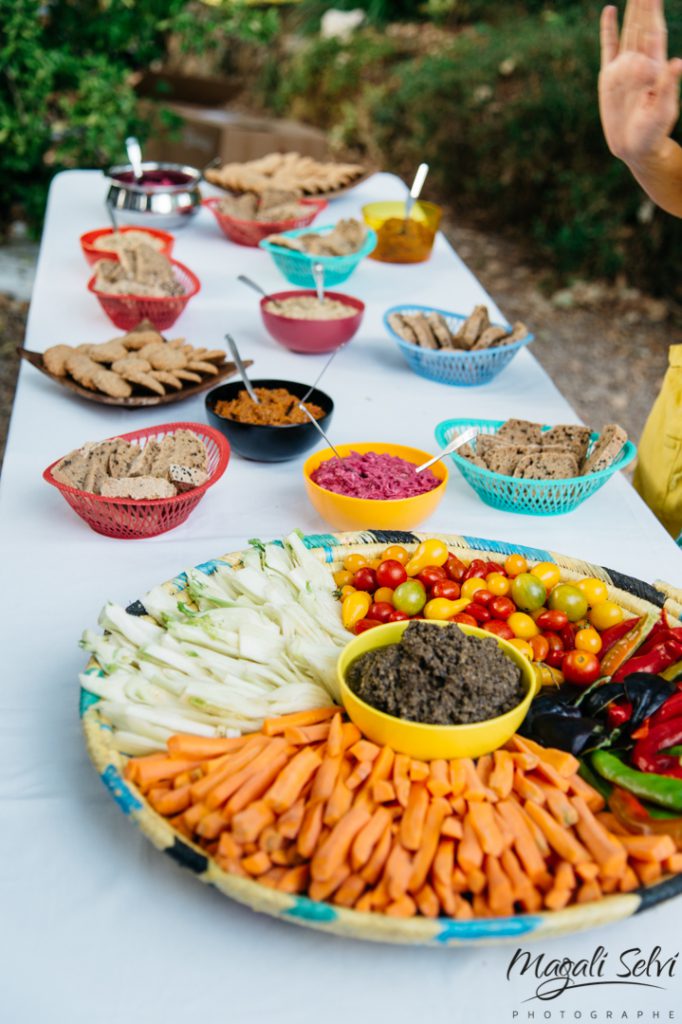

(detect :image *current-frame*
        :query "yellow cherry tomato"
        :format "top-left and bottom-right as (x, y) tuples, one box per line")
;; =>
(589, 601), (624, 631)
(341, 590), (372, 629)
(368, 558), (382, 570)
(340, 585), (356, 600)
(333, 569), (353, 588)
(383, 545), (410, 565)
(575, 627), (603, 654)
(405, 538), (449, 576)
(531, 561), (561, 590)
(531, 607), (548, 621)
(486, 572), (510, 596)
(507, 611), (540, 639)
(424, 597), (471, 620)
(508, 638), (534, 659)
(344, 553), (368, 574)
(576, 577), (609, 606)
(461, 577), (488, 600)
(504, 553), (528, 577)
(374, 586), (394, 605)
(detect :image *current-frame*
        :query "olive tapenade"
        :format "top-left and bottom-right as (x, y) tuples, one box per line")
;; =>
(346, 620), (524, 726)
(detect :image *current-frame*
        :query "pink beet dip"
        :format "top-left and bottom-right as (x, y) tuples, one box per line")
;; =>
(310, 451), (440, 500)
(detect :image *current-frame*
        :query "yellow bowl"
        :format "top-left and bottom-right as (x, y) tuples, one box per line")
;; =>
(361, 200), (442, 263)
(302, 442), (448, 531)
(338, 620), (539, 760)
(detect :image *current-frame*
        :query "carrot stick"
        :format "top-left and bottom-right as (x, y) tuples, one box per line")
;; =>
(385, 894), (417, 918)
(196, 810), (229, 840)
(297, 802), (324, 859)
(524, 801), (591, 865)
(217, 832), (242, 860)
(501, 847), (542, 911)
(555, 861), (577, 890)
(492, 806), (515, 850)
(274, 863), (308, 893)
(575, 861), (600, 881)
(441, 816), (463, 840)
(511, 735), (580, 777)
(577, 878), (603, 903)
(324, 758), (353, 825)
(326, 712), (344, 757)
(150, 784), (192, 816)
(400, 782), (429, 851)
(283, 723), (331, 745)
(351, 807), (392, 871)
(426, 760), (451, 798)
(225, 751), (292, 815)
(408, 797), (451, 893)
(167, 734), (250, 760)
(452, 866), (469, 892)
(135, 757), (199, 791)
(264, 746), (322, 814)
(568, 771), (605, 812)
(183, 802), (208, 832)
(432, 839), (456, 916)
(361, 823), (393, 885)
(601, 875), (620, 894)
(513, 770), (546, 805)
(458, 815), (484, 873)
(262, 706), (339, 735)
(508, 751), (539, 772)
(366, 745), (395, 789)
(619, 866), (640, 892)
(259, 825), (286, 854)
(464, 867), (487, 894)
(355, 891), (375, 913)
(476, 754), (493, 787)
(635, 860), (663, 885)
(333, 873), (366, 907)
(215, 855), (247, 877)
(570, 795), (628, 876)
(415, 883), (440, 918)
(311, 804), (372, 882)
(495, 799), (547, 882)
(340, 723), (362, 751)
(190, 736), (270, 802)
(232, 800), (276, 844)
(619, 834), (676, 862)
(207, 740), (291, 810)
(349, 740), (381, 762)
(310, 753), (342, 805)
(532, 762), (570, 793)
(346, 760), (373, 790)
(472, 893), (490, 917)
(541, 784), (579, 827)
(309, 864), (351, 902)
(468, 801), (505, 857)
(461, 758), (492, 801)
(393, 754), (411, 807)
(385, 841), (413, 901)
(595, 811), (629, 836)
(409, 759), (430, 783)
(277, 798), (306, 840)
(373, 779), (396, 803)
(259, 866), (288, 888)
(489, 750), (515, 799)
(544, 886), (572, 910)
(664, 854), (682, 874)
(449, 759), (467, 796)
(271, 845), (303, 867)
(242, 850), (272, 876)
(454, 894), (474, 920)
(485, 855), (514, 916)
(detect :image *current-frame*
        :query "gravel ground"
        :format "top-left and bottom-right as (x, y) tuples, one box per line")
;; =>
(1, 226), (679, 473)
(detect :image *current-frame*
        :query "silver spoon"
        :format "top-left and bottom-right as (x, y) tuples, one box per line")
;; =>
(312, 262), (325, 304)
(298, 404), (342, 459)
(201, 155), (221, 177)
(125, 136), (144, 183)
(402, 162), (429, 229)
(298, 343), (347, 407)
(225, 333), (260, 405)
(416, 427), (478, 474)
(105, 203), (119, 233)
(237, 274), (268, 298)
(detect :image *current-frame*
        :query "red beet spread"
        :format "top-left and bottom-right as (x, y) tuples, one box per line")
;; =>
(113, 170), (195, 188)
(310, 451), (440, 500)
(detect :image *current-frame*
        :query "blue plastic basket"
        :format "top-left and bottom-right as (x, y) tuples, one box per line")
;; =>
(383, 304), (534, 386)
(258, 225), (377, 287)
(434, 417), (637, 516)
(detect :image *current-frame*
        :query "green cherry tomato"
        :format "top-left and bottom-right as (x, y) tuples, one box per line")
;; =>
(510, 573), (547, 612)
(393, 580), (427, 616)
(549, 583), (589, 623)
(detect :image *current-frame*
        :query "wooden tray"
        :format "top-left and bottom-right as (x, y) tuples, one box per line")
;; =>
(205, 165), (376, 201)
(19, 347), (251, 409)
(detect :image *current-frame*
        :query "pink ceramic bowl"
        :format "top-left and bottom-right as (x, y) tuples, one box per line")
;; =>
(260, 289), (365, 355)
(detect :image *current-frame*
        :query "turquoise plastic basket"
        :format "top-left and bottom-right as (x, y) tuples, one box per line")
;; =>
(258, 226), (377, 287)
(383, 304), (534, 386)
(434, 418), (637, 516)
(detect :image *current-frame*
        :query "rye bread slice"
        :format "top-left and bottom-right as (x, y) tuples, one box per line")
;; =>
(542, 425), (592, 462)
(514, 451), (579, 480)
(479, 441), (536, 476)
(401, 314), (439, 349)
(387, 313), (417, 344)
(169, 464), (209, 492)
(455, 305), (489, 349)
(471, 325), (509, 350)
(581, 424), (628, 476)
(100, 476), (177, 500)
(426, 312), (454, 349)
(496, 419), (544, 445)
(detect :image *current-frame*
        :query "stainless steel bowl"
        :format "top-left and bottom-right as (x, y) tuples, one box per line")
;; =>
(105, 161), (202, 230)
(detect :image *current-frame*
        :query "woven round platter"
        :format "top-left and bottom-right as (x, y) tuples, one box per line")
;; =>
(81, 529), (682, 946)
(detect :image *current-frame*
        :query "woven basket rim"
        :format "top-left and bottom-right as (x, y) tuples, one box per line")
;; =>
(258, 226), (377, 263)
(384, 305), (534, 357)
(87, 259), (201, 301)
(203, 195), (327, 230)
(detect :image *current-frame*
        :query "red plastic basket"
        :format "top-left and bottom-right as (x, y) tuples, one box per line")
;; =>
(43, 422), (230, 539)
(203, 197), (327, 247)
(79, 226), (175, 267)
(87, 260), (200, 331)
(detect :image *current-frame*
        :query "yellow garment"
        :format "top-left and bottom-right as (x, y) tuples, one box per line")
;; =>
(633, 344), (682, 537)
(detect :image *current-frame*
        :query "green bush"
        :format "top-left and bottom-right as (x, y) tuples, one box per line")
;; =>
(263, 7), (682, 298)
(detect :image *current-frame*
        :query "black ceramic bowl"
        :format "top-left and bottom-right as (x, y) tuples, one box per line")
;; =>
(205, 378), (334, 463)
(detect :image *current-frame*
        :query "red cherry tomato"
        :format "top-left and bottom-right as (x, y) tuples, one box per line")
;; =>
(560, 623), (578, 650)
(452, 612), (477, 627)
(484, 620), (514, 640)
(352, 567), (378, 592)
(368, 602), (394, 624)
(485, 561), (507, 576)
(472, 588), (495, 606)
(388, 609), (410, 623)
(353, 618), (382, 635)
(467, 603), (491, 624)
(536, 609), (569, 631)
(431, 579), (461, 601)
(375, 559), (407, 590)
(463, 559), (488, 581)
(418, 566), (448, 590)
(489, 596), (515, 621)
(562, 650), (602, 685)
(445, 555), (467, 583)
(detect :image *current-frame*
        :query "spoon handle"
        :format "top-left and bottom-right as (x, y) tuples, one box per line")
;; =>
(299, 344), (346, 405)
(299, 404), (342, 459)
(405, 162), (429, 220)
(225, 333), (260, 405)
(416, 427), (478, 473)
(312, 262), (325, 304)
(237, 274), (268, 298)
(125, 136), (144, 182)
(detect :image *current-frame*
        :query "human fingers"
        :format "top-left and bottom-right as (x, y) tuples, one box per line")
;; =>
(600, 5), (620, 67)
(641, 0), (668, 61)
(621, 0), (652, 53)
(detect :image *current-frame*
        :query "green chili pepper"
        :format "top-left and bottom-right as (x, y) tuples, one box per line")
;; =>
(578, 760), (612, 801)
(591, 749), (682, 811)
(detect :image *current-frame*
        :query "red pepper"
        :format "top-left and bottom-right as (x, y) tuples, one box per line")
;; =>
(610, 787), (682, 842)
(613, 637), (682, 681)
(632, 716), (682, 778)
(599, 617), (641, 655)
(607, 701), (633, 728)
(650, 691), (682, 727)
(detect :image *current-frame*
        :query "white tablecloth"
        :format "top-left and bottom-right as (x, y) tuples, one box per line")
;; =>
(2, 171), (681, 1023)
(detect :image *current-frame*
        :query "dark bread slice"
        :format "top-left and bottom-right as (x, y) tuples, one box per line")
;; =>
(471, 325), (509, 350)
(425, 312), (454, 349)
(581, 424), (628, 476)
(455, 305), (489, 349)
(387, 313), (417, 344)
(480, 442), (537, 476)
(514, 451), (579, 480)
(401, 314), (439, 349)
(496, 419), (544, 445)
(542, 425), (592, 462)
